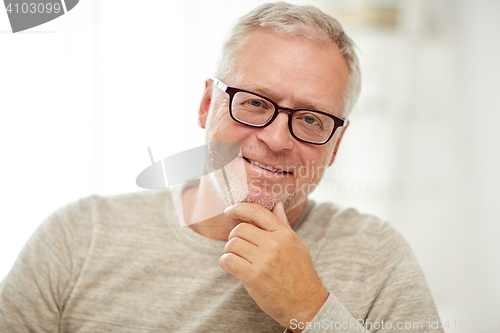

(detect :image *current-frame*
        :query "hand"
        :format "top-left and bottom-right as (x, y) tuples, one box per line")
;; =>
(219, 202), (329, 332)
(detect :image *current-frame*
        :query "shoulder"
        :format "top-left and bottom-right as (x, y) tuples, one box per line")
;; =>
(306, 202), (412, 265)
(29, 190), (175, 254)
(73, 189), (173, 214)
(307, 202), (398, 241)
(54, 189), (174, 226)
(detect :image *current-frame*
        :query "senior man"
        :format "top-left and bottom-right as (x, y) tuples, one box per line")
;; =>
(0, 2), (442, 333)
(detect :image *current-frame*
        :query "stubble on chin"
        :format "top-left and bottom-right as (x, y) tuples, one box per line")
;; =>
(239, 173), (321, 213)
(240, 184), (279, 211)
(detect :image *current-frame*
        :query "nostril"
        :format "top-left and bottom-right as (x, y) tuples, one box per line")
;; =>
(256, 114), (294, 151)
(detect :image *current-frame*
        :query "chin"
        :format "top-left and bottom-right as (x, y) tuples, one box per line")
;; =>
(240, 183), (309, 213)
(240, 185), (278, 211)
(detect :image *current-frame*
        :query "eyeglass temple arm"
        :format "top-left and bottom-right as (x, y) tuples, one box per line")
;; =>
(212, 78), (228, 92)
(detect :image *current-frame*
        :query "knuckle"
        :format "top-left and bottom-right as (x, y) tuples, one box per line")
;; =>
(237, 203), (261, 218)
(281, 227), (295, 238)
(219, 253), (234, 270)
(229, 223), (248, 239)
(268, 239), (280, 252)
(233, 222), (248, 234)
(225, 237), (241, 252)
(248, 204), (261, 216)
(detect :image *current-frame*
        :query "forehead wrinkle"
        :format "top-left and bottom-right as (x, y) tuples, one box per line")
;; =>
(291, 69), (346, 114)
(239, 81), (332, 114)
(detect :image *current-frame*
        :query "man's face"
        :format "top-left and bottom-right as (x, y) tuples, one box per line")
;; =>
(199, 28), (349, 212)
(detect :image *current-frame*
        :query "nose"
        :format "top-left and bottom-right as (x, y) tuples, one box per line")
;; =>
(255, 111), (294, 151)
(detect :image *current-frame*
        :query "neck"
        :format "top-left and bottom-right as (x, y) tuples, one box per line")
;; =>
(183, 177), (307, 241)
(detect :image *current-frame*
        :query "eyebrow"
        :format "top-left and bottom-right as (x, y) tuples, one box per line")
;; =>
(243, 85), (333, 114)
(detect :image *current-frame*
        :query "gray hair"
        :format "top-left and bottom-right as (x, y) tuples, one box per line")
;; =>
(215, 2), (361, 118)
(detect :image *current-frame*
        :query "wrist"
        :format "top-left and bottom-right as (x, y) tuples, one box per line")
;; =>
(289, 289), (329, 333)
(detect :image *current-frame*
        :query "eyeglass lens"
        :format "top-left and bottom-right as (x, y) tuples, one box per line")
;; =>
(231, 91), (335, 143)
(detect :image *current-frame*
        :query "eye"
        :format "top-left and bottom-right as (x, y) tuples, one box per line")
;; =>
(249, 100), (263, 107)
(304, 116), (318, 125)
(298, 114), (321, 126)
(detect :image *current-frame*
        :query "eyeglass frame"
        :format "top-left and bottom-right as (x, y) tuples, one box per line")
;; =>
(212, 78), (346, 145)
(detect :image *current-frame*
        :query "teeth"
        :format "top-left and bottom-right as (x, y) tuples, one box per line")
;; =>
(248, 159), (282, 173)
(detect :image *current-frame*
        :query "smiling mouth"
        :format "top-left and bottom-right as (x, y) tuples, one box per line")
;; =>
(243, 157), (291, 174)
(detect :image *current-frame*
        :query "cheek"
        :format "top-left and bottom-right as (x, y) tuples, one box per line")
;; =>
(322, 148), (334, 165)
(207, 110), (249, 143)
(207, 107), (257, 143)
(206, 105), (228, 137)
(297, 146), (333, 180)
(321, 136), (338, 164)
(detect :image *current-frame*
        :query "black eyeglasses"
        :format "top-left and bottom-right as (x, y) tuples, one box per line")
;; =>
(213, 78), (346, 145)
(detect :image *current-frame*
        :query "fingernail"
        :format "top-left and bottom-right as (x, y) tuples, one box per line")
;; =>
(224, 205), (232, 214)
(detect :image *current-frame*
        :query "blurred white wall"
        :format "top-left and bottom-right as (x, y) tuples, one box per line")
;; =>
(1, 0), (499, 331)
(312, 0), (500, 327)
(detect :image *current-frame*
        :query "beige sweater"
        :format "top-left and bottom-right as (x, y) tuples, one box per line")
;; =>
(0, 190), (442, 332)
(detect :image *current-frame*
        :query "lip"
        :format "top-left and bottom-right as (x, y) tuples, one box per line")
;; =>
(243, 156), (293, 178)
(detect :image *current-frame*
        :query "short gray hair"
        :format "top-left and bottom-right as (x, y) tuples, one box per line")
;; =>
(215, 1), (361, 118)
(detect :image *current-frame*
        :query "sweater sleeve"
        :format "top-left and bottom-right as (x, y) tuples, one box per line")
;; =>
(286, 222), (443, 333)
(0, 197), (94, 332)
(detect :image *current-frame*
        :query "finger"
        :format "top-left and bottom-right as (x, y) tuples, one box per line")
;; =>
(228, 222), (267, 246)
(224, 203), (286, 232)
(224, 237), (260, 264)
(272, 201), (289, 226)
(219, 252), (252, 279)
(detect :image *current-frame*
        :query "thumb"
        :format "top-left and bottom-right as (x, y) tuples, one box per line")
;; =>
(272, 201), (289, 226)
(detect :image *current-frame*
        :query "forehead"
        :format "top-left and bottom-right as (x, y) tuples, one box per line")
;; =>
(227, 28), (349, 116)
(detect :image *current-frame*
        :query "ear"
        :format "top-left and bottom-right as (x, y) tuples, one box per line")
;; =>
(198, 79), (213, 129)
(328, 120), (349, 167)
